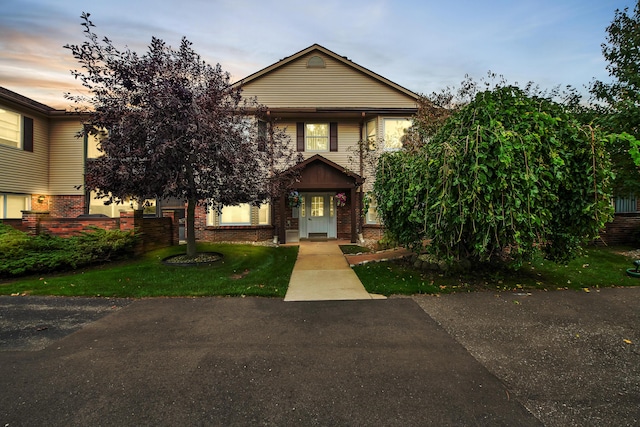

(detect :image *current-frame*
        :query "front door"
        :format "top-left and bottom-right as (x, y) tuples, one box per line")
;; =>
(300, 193), (336, 239)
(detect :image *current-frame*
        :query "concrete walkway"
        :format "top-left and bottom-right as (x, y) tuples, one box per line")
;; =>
(284, 241), (386, 301)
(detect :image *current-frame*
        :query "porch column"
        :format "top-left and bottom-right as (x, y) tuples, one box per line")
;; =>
(350, 186), (357, 243)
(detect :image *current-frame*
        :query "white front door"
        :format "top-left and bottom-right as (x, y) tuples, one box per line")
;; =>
(300, 193), (336, 238)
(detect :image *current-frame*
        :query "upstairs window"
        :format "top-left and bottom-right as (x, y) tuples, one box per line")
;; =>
(366, 119), (377, 150)
(86, 127), (108, 158)
(383, 118), (411, 150)
(0, 107), (32, 151)
(305, 123), (329, 151)
(297, 122), (338, 152)
(307, 55), (325, 68)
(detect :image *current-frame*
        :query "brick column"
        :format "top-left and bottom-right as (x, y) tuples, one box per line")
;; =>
(162, 209), (179, 246)
(21, 210), (50, 235)
(120, 210), (143, 232)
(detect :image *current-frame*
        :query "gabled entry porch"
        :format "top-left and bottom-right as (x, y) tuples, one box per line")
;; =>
(277, 155), (363, 244)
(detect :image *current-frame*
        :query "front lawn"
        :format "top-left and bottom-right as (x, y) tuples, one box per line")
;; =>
(0, 244), (299, 298)
(354, 246), (640, 295)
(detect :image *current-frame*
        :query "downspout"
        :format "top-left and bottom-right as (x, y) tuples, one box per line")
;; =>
(358, 112), (365, 243)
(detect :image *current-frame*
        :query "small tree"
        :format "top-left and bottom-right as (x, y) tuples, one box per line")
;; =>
(65, 13), (298, 257)
(589, 1), (640, 188)
(374, 86), (614, 266)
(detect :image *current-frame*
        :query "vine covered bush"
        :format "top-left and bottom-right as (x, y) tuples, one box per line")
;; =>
(374, 86), (614, 266)
(0, 224), (137, 278)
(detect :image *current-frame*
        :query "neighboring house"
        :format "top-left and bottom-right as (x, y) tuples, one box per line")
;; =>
(0, 87), (86, 223)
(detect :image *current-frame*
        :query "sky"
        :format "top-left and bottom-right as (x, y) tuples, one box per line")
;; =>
(0, 0), (636, 109)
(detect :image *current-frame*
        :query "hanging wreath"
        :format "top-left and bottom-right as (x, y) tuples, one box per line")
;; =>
(288, 190), (301, 208)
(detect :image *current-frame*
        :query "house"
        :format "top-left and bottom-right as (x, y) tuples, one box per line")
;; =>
(0, 44), (419, 245)
(193, 44), (420, 244)
(3, 44), (633, 246)
(0, 87), (86, 223)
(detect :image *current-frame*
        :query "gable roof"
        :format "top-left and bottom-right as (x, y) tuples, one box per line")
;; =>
(0, 86), (60, 115)
(287, 154), (364, 189)
(233, 44), (420, 102)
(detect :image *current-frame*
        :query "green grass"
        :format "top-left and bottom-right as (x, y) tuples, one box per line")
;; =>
(0, 243), (299, 298)
(354, 246), (640, 295)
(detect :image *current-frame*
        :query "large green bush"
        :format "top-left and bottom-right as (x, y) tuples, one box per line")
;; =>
(0, 224), (137, 278)
(374, 86), (614, 266)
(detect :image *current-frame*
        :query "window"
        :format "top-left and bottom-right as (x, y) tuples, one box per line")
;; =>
(0, 194), (31, 218)
(310, 196), (324, 217)
(306, 123), (329, 151)
(297, 122), (337, 152)
(366, 119), (377, 150)
(366, 197), (379, 224)
(257, 120), (267, 152)
(220, 204), (251, 225)
(0, 107), (32, 151)
(383, 118), (411, 150)
(86, 127), (107, 158)
(0, 108), (21, 148)
(329, 196), (334, 217)
(307, 55), (325, 68)
(88, 191), (136, 217)
(258, 203), (270, 225)
(614, 195), (637, 213)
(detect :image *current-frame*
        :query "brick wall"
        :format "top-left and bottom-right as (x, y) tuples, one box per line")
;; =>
(597, 213), (640, 246)
(16, 210), (174, 253)
(141, 216), (174, 251)
(38, 217), (120, 237)
(199, 225), (274, 242)
(51, 195), (85, 217)
(336, 203), (351, 239)
(362, 224), (384, 241)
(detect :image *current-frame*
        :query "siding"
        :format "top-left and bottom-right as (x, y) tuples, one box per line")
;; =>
(241, 53), (418, 109)
(49, 117), (85, 195)
(0, 106), (49, 194)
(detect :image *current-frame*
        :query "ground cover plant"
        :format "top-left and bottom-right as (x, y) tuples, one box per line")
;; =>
(338, 245), (371, 255)
(0, 224), (136, 278)
(353, 246), (640, 296)
(0, 243), (298, 298)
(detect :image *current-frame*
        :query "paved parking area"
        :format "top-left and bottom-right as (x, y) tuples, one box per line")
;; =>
(411, 288), (640, 427)
(1, 288), (639, 426)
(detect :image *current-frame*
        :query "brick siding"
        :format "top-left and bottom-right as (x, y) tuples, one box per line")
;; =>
(597, 213), (640, 246)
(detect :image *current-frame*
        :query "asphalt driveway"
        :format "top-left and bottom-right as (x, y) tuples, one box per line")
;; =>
(1, 288), (638, 426)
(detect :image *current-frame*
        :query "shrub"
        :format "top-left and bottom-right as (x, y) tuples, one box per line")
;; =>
(0, 224), (137, 278)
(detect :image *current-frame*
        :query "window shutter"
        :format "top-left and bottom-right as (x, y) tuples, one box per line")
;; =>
(257, 120), (267, 152)
(296, 122), (305, 152)
(23, 116), (33, 152)
(330, 122), (338, 152)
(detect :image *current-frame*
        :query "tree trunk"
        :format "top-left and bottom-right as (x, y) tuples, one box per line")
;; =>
(186, 197), (197, 258)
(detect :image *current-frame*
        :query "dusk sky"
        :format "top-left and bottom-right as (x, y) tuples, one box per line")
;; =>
(0, 0), (635, 109)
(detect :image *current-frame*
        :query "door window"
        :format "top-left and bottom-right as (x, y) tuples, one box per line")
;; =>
(311, 196), (324, 217)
